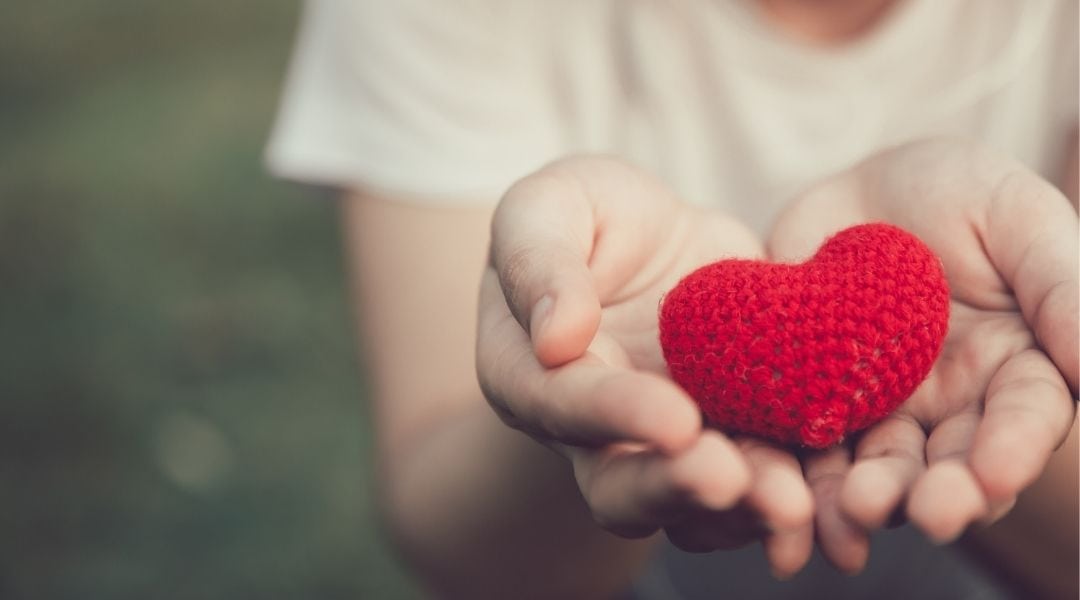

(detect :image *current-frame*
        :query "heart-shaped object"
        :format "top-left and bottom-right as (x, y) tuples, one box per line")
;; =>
(659, 223), (949, 449)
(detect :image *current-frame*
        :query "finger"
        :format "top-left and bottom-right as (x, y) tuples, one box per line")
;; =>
(907, 461), (987, 544)
(969, 349), (1076, 501)
(806, 446), (870, 575)
(662, 440), (814, 571)
(763, 523), (815, 581)
(739, 438), (815, 578)
(738, 438), (815, 532)
(573, 431), (751, 538)
(984, 170), (1079, 392)
(924, 409), (980, 464)
(512, 357), (703, 453)
(477, 271), (701, 452)
(491, 169), (602, 367)
(902, 410), (985, 542)
(840, 413), (927, 530)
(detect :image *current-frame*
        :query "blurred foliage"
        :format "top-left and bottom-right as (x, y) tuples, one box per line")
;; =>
(0, 1), (417, 597)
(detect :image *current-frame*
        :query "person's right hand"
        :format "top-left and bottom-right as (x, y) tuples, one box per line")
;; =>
(476, 156), (815, 577)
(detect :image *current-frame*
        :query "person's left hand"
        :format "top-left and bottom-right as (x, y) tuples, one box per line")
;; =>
(767, 138), (1079, 573)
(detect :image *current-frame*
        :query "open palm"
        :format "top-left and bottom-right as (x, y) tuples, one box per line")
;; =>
(767, 139), (1079, 572)
(478, 157), (814, 574)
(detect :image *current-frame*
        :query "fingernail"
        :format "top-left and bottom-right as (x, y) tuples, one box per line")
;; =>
(530, 295), (553, 339)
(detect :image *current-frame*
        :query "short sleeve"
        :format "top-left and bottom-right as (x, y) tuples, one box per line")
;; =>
(265, 0), (563, 203)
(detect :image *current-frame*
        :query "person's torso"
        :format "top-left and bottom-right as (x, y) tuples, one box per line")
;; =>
(518, 0), (1077, 234)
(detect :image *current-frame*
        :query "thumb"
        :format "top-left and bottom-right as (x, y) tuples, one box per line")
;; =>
(982, 170), (1079, 393)
(491, 170), (602, 367)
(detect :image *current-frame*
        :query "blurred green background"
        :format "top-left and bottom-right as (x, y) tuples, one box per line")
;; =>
(0, 1), (416, 597)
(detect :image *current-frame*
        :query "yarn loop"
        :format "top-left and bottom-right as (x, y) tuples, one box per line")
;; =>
(659, 223), (950, 448)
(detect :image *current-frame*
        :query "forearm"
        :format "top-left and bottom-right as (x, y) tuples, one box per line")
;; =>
(379, 400), (654, 599)
(338, 192), (652, 597)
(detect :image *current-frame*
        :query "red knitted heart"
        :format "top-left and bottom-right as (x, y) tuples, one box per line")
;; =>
(659, 223), (949, 449)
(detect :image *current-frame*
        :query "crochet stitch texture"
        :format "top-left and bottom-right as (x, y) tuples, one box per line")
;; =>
(659, 223), (950, 448)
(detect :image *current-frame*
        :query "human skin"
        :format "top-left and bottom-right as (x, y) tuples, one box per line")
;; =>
(768, 138), (1079, 596)
(335, 0), (1077, 596)
(342, 159), (816, 598)
(341, 137), (1076, 598)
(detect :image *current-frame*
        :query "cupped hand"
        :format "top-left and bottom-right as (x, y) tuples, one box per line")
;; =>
(768, 138), (1079, 572)
(477, 156), (814, 576)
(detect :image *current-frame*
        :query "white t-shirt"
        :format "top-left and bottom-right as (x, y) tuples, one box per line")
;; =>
(267, 0), (1077, 235)
(266, 2), (1076, 598)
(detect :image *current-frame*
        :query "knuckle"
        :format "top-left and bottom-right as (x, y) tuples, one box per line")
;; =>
(476, 344), (550, 437)
(807, 469), (845, 491)
(864, 444), (924, 467)
(993, 355), (1068, 398)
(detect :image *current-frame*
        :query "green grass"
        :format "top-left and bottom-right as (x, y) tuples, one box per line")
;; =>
(0, 1), (417, 597)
